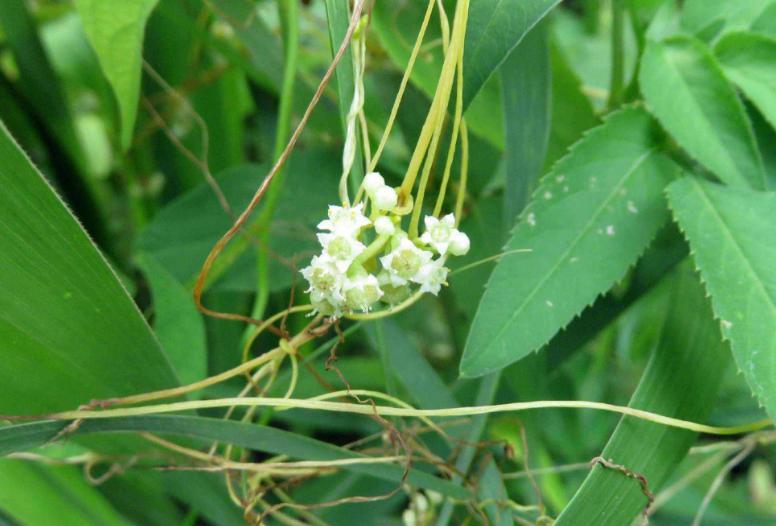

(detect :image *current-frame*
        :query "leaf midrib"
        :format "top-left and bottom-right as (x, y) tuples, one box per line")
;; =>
(656, 40), (765, 189)
(482, 149), (657, 356)
(689, 179), (776, 322)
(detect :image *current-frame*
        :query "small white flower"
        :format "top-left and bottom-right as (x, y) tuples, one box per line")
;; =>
(373, 185), (398, 210)
(402, 509), (417, 526)
(413, 494), (429, 513)
(317, 233), (366, 271)
(343, 274), (383, 312)
(300, 255), (345, 306)
(363, 171), (385, 194)
(426, 491), (443, 505)
(448, 230), (470, 256)
(380, 237), (433, 286)
(415, 258), (449, 295)
(419, 214), (453, 254)
(317, 204), (370, 235)
(374, 215), (395, 236)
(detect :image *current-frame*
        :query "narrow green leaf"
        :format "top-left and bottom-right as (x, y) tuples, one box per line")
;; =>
(639, 35), (766, 189)
(0, 460), (129, 526)
(368, 320), (457, 410)
(715, 31), (776, 131)
(501, 20), (551, 221)
(75, 0), (159, 150)
(0, 416), (469, 500)
(461, 107), (677, 378)
(666, 176), (776, 419)
(136, 253), (207, 387)
(0, 122), (177, 415)
(463, 0), (561, 108)
(555, 268), (732, 525)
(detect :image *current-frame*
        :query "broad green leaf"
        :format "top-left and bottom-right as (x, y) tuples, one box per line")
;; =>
(501, 20), (551, 221)
(136, 151), (339, 292)
(715, 31), (776, 130)
(0, 416), (469, 500)
(0, 121), (177, 415)
(0, 460), (129, 526)
(136, 253), (207, 387)
(666, 177), (776, 419)
(681, 0), (774, 36)
(460, 107), (676, 377)
(752, 3), (776, 37)
(639, 35), (766, 189)
(75, 0), (159, 150)
(463, 0), (561, 108)
(555, 268), (732, 525)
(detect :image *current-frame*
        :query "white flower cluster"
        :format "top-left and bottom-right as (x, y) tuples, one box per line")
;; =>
(402, 491), (443, 526)
(301, 172), (470, 317)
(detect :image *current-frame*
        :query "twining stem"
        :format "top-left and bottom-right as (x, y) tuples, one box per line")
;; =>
(248, 0), (300, 324)
(369, 0), (437, 172)
(398, 0), (468, 201)
(39, 396), (773, 437)
(192, 0), (365, 325)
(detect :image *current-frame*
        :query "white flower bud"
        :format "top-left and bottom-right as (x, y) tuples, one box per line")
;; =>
(373, 185), (398, 211)
(374, 215), (395, 236)
(363, 171), (385, 195)
(448, 231), (470, 256)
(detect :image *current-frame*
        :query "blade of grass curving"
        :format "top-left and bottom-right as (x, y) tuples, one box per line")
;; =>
(0, 121), (178, 415)
(555, 267), (732, 525)
(666, 176), (776, 419)
(461, 107), (678, 378)
(639, 35), (766, 189)
(0, 416), (469, 500)
(715, 31), (776, 131)
(463, 0), (561, 108)
(74, 0), (159, 150)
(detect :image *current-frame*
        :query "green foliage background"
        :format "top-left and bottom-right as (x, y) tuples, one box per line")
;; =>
(0, 0), (775, 524)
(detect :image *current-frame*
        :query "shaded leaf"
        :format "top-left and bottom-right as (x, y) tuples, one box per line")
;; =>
(715, 31), (776, 130)
(136, 252), (207, 387)
(461, 107), (676, 377)
(666, 176), (776, 419)
(0, 460), (129, 526)
(639, 35), (765, 189)
(463, 0), (561, 108)
(555, 268), (732, 525)
(0, 121), (177, 415)
(75, 0), (159, 150)
(0, 416), (469, 500)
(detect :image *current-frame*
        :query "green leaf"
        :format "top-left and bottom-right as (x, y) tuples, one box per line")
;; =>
(75, 0), (159, 150)
(136, 152), (339, 292)
(715, 31), (776, 131)
(0, 416), (469, 500)
(136, 253), (207, 387)
(463, 0), (561, 108)
(555, 268), (732, 525)
(666, 176), (776, 419)
(639, 35), (766, 189)
(0, 460), (129, 526)
(461, 107), (676, 377)
(0, 121), (177, 415)
(681, 0), (774, 36)
(368, 320), (457, 410)
(501, 19), (551, 221)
